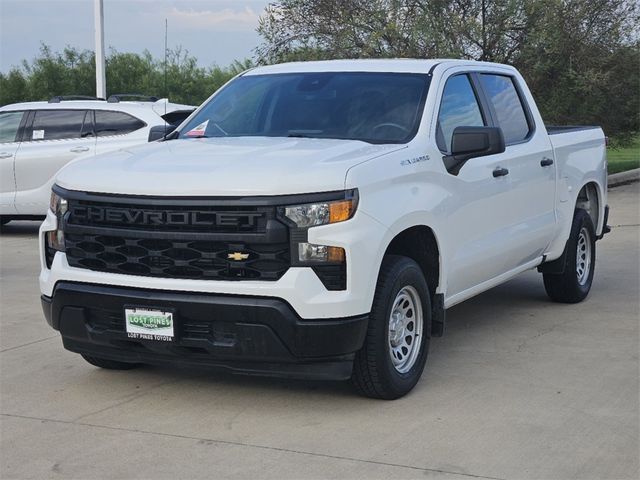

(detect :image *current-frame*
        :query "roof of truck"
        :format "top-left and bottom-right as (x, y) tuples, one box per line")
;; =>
(245, 58), (516, 75)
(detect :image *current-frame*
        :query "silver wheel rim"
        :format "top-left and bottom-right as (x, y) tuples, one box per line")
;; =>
(388, 286), (423, 374)
(576, 227), (592, 285)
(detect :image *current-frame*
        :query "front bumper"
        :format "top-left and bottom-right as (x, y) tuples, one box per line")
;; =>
(42, 282), (369, 380)
(39, 206), (386, 320)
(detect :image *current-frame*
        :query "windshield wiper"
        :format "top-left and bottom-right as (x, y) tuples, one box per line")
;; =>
(286, 132), (377, 144)
(287, 130), (323, 139)
(287, 133), (319, 139)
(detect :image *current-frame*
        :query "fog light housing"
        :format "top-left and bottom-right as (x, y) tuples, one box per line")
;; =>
(46, 229), (65, 252)
(298, 243), (345, 263)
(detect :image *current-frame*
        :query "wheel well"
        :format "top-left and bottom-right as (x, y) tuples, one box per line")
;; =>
(384, 226), (440, 296)
(576, 183), (599, 230)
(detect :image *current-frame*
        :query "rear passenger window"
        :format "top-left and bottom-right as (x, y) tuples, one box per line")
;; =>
(0, 111), (23, 143)
(437, 75), (485, 152)
(479, 74), (531, 144)
(95, 111), (145, 137)
(30, 110), (87, 141)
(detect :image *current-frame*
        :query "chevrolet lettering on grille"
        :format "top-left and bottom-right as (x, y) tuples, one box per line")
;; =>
(69, 205), (264, 228)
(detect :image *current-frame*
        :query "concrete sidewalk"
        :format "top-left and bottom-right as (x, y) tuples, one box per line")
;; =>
(1, 183), (638, 480)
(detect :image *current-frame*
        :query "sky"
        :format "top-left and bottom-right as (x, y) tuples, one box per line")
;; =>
(0, 0), (272, 72)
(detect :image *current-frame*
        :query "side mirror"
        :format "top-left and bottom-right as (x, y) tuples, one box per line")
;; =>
(443, 126), (505, 175)
(148, 125), (176, 142)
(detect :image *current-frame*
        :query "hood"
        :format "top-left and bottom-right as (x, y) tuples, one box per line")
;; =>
(55, 137), (404, 196)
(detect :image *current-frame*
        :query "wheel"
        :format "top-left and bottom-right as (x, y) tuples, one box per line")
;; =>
(351, 255), (431, 399)
(0, 217), (9, 226)
(81, 354), (140, 370)
(543, 209), (596, 303)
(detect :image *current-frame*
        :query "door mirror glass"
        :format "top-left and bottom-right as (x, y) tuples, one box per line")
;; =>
(148, 125), (176, 142)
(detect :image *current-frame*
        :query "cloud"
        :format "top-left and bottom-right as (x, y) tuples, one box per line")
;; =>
(167, 6), (261, 31)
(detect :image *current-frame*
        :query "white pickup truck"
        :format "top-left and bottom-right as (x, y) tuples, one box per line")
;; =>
(40, 59), (609, 399)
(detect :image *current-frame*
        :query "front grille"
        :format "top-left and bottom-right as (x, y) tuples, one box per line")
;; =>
(63, 195), (291, 281)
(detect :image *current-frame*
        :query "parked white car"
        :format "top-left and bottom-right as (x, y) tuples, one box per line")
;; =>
(0, 95), (195, 224)
(40, 60), (610, 399)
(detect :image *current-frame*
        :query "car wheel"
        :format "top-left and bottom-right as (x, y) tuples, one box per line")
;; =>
(81, 354), (140, 370)
(543, 209), (596, 303)
(351, 255), (431, 399)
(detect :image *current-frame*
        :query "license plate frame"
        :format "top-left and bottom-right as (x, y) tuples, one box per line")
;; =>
(124, 307), (175, 342)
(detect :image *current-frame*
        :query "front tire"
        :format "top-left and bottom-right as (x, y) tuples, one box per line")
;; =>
(543, 209), (596, 303)
(351, 255), (431, 399)
(81, 354), (140, 370)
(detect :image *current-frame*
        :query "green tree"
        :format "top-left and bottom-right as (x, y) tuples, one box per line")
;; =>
(0, 69), (29, 106)
(256, 0), (640, 142)
(0, 45), (254, 107)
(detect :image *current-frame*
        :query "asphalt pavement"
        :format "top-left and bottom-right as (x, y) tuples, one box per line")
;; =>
(1, 183), (638, 480)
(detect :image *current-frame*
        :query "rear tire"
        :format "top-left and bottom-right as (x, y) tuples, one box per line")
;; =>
(351, 255), (431, 399)
(81, 354), (140, 370)
(543, 209), (596, 303)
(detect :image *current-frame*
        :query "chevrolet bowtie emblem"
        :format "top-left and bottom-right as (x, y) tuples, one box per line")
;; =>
(227, 252), (250, 261)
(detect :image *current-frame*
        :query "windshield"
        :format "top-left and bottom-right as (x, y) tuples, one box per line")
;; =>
(178, 72), (430, 144)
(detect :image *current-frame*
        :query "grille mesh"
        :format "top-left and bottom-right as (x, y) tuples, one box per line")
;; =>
(65, 233), (290, 280)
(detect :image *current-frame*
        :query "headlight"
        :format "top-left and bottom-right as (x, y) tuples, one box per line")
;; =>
(284, 197), (356, 228)
(45, 189), (67, 265)
(49, 191), (68, 216)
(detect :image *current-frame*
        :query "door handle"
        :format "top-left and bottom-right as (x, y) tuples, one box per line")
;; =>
(70, 146), (90, 153)
(492, 167), (509, 178)
(0, 152), (13, 159)
(540, 157), (554, 167)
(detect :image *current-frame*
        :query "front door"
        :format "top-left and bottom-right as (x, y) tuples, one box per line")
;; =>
(435, 73), (515, 297)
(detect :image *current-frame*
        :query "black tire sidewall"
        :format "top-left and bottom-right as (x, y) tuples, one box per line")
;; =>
(543, 208), (596, 303)
(564, 209), (596, 299)
(371, 257), (431, 395)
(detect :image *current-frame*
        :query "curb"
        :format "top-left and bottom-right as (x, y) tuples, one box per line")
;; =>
(608, 168), (639, 188)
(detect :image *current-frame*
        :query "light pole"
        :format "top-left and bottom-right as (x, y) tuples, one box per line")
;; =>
(94, 0), (106, 98)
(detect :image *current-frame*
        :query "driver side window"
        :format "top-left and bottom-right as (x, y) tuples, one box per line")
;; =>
(437, 75), (485, 153)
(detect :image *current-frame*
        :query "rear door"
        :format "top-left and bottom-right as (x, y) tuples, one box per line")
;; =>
(14, 109), (95, 215)
(476, 73), (556, 267)
(0, 111), (25, 214)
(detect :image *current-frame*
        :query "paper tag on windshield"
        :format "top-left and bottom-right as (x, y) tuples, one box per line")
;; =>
(33, 129), (45, 140)
(185, 120), (208, 137)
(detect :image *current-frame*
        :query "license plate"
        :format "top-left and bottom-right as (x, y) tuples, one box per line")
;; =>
(125, 308), (174, 342)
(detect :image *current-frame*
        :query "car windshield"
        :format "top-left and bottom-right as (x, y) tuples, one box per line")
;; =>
(178, 72), (430, 144)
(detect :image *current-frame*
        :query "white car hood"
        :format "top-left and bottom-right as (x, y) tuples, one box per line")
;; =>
(56, 137), (403, 196)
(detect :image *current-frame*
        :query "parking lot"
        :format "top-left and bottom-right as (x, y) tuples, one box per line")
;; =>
(1, 182), (638, 480)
